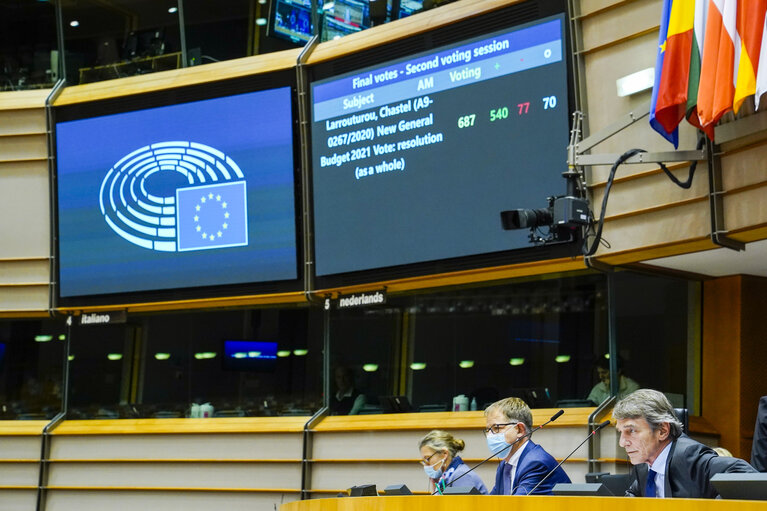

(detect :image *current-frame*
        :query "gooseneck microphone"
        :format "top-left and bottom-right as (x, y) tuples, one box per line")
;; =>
(525, 419), (611, 495)
(435, 409), (565, 494)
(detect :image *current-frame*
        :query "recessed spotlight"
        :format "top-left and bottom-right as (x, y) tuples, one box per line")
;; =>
(69, 20), (79, 27)
(555, 355), (571, 363)
(410, 362), (426, 370)
(362, 363), (378, 372)
(255, 17), (267, 26)
(154, 353), (170, 360)
(34, 335), (53, 342)
(458, 360), (475, 369)
(509, 357), (525, 366)
(293, 349), (308, 356)
(277, 350), (291, 357)
(168, 6), (178, 13)
(107, 353), (123, 361)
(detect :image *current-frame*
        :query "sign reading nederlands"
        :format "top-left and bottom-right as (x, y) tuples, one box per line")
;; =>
(331, 290), (387, 310)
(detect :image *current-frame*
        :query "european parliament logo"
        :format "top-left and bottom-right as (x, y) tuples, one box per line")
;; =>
(99, 141), (248, 252)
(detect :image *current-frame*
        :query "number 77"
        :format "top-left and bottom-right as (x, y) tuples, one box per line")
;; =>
(517, 102), (530, 115)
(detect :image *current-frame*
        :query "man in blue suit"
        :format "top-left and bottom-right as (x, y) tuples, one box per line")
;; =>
(485, 397), (571, 495)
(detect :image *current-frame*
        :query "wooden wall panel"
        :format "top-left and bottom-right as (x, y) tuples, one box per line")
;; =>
(738, 276), (767, 458)
(0, 134), (48, 161)
(0, 259), (49, 284)
(47, 462), (302, 489)
(50, 433), (304, 460)
(45, 490), (300, 511)
(580, 0), (658, 52)
(0, 92), (51, 314)
(0, 108), (46, 136)
(702, 276), (743, 456)
(0, 490), (37, 511)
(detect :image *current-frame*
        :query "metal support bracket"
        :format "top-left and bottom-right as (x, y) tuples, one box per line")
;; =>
(568, 101), (746, 254)
(705, 139), (746, 251)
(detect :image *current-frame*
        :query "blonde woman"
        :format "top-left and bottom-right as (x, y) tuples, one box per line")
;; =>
(418, 430), (488, 494)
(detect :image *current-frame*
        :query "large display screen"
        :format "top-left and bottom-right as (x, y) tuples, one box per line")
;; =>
(310, 14), (570, 277)
(56, 87), (298, 299)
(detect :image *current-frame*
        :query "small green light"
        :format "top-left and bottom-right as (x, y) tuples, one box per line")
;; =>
(233, 352), (247, 359)
(293, 349), (308, 356)
(154, 353), (170, 361)
(362, 363), (378, 372)
(68, 355), (75, 361)
(34, 335), (53, 342)
(458, 360), (475, 369)
(555, 355), (571, 363)
(277, 350), (291, 357)
(248, 351), (261, 358)
(509, 358), (525, 366)
(194, 352), (217, 360)
(107, 353), (123, 361)
(410, 362), (427, 370)
(604, 353), (610, 359)
(58, 334), (66, 341)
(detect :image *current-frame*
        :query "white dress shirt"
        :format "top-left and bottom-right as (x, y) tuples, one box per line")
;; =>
(649, 442), (673, 498)
(506, 440), (529, 492)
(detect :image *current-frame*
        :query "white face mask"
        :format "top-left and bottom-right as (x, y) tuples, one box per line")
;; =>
(486, 432), (512, 458)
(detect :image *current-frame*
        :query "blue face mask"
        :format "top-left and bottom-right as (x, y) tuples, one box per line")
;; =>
(486, 432), (512, 458)
(423, 462), (443, 480)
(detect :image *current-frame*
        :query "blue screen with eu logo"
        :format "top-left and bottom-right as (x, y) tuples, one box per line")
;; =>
(56, 87), (297, 298)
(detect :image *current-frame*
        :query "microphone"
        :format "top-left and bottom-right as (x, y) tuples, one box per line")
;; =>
(436, 409), (565, 494)
(524, 419), (611, 495)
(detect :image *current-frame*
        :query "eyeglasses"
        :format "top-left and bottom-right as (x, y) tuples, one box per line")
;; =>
(483, 422), (519, 436)
(419, 451), (445, 466)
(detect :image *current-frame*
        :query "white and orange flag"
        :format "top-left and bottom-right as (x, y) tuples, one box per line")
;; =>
(697, 0), (737, 130)
(733, 0), (767, 112)
(755, 6), (767, 108)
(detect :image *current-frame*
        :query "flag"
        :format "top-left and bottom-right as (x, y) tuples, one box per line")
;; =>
(697, 0), (737, 130)
(754, 7), (767, 108)
(653, 0), (696, 141)
(685, 0), (714, 138)
(733, 0), (767, 112)
(650, 0), (679, 147)
(176, 180), (249, 252)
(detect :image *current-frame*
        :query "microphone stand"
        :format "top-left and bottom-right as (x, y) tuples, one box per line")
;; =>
(434, 409), (565, 494)
(526, 419), (612, 495)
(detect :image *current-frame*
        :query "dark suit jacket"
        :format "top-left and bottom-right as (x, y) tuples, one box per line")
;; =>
(752, 396), (767, 472)
(489, 440), (571, 495)
(626, 434), (756, 498)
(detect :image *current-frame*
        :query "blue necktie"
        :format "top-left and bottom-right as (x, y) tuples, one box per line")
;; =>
(501, 463), (513, 495)
(645, 469), (657, 498)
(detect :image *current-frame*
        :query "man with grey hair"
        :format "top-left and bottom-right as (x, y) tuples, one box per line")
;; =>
(614, 388), (756, 498)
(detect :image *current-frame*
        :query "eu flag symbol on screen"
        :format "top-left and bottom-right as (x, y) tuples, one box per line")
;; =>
(176, 181), (248, 252)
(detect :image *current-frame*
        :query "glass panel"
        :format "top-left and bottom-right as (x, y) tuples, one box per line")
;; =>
(67, 323), (134, 418)
(184, 0), (252, 64)
(326, 273), (608, 414)
(0, 319), (65, 419)
(612, 271), (695, 409)
(138, 307), (323, 418)
(406, 274), (607, 411)
(328, 308), (400, 414)
(0, 0), (57, 91)
(61, 1), (182, 85)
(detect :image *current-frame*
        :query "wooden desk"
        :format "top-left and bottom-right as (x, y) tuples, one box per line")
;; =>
(281, 495), (767, 511)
